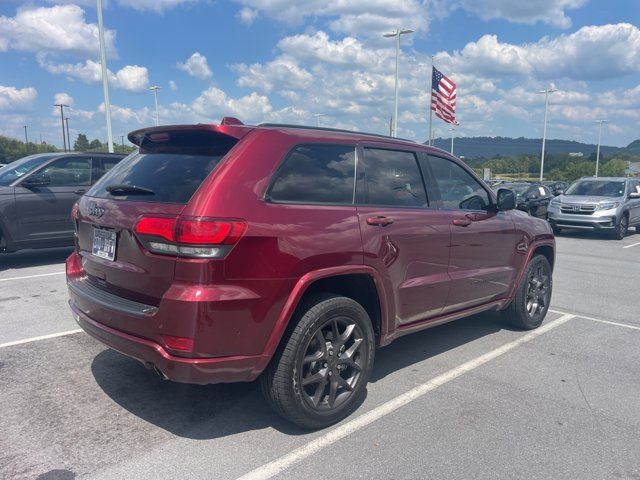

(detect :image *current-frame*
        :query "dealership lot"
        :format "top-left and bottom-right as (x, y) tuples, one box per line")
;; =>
(1, 234), (639, 480)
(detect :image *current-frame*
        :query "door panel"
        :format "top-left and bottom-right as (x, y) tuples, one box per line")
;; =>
(424, 154), (518, 312)
(357, 146), (451, 325)
(16, 156), (92, 242)
(358, 207), (451, 324)
(445, 210), (517, 311)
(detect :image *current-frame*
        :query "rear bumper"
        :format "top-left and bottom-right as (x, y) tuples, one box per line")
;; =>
(69, 301), (265, 384)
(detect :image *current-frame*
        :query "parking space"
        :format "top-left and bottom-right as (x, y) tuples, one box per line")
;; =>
(0, 232), (639, 480)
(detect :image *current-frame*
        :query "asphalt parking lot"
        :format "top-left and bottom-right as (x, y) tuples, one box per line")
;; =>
(1, 233), (639, 480)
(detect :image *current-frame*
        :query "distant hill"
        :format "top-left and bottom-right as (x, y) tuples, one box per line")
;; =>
(426, 136), (637, 159)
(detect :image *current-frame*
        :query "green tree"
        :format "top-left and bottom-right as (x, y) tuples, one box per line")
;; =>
(88, 139), (103, 151)
(74, 134), (90, 151)
(599, 159), (627, 177)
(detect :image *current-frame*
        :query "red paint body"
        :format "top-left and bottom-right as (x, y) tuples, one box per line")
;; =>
(67, 124), (554, 384)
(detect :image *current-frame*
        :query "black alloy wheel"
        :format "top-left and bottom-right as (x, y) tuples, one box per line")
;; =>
(502, 254), (552, 330)
(261, 294), (375, 429)
(298, 316), (365, 411)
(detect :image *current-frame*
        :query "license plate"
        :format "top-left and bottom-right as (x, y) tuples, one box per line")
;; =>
(92, 228), (117, 261)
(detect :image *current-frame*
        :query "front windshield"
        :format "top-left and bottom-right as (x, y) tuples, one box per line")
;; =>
(0, 155), (56, 186)
(564, 180), (625, 197)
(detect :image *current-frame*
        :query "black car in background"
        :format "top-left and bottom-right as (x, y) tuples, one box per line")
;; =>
(494, 182), (554, 219)
(543, 181), (569, 196)
(0, 152), (126, 252)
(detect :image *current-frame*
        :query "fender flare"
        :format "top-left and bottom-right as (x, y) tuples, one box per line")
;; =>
(251, 265), (391, 376)
(507, 238), (555, 300)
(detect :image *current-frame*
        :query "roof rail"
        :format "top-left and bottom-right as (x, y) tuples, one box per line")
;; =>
(257, 123), (416, 143)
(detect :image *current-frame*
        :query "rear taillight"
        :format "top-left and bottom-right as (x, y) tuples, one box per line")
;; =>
(134, 216), (246, 258)
(66, 251), (84, 278)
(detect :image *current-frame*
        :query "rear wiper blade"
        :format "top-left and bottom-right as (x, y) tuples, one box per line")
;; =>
(105, 184), (155, 195)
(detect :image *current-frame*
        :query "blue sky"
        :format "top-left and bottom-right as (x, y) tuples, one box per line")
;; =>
(0, 0), (639, 148)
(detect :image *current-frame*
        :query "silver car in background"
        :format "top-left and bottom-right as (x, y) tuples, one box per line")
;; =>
(547, 177), (640, 240)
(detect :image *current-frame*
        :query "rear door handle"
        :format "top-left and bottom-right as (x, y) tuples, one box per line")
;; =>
(367, 216), (394, 227)
(73, 189), (86, 195)
(452, 218), (471, 227)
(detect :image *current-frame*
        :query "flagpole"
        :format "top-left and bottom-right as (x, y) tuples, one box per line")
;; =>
(428, 55), (434, 146)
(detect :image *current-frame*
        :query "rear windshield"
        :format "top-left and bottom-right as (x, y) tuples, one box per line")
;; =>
(565, 180), (625, 197)
(87, 152), (224, 203)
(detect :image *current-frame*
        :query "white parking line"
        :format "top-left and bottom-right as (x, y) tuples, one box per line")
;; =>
(549, 308), (640, 331)
(236, 313), (575, 480)
(0, 329), (83, 349)
(0, 271), (65, 283)
(623, 241), (640, 249)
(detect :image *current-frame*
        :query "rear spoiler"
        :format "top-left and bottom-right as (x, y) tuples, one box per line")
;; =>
(128, 122), (254, 152)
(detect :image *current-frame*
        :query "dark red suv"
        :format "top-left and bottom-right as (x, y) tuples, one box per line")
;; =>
(67, 121), (554, 428)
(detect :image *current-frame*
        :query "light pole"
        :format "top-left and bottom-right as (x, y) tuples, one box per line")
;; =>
(54, 103), (69, 151)
(23, 125), (28, 144)
(594, 119), (609, 177)
(149, 86), (161, 126)
(536, 87), (558, 181)
(97, 0), (114, 153)
(383, 28), (414, 138)
(120, 135), (125, 150)
(449, 126), (457, 155)
(65, 118), (72, 151)
(313, 113), (326, 127)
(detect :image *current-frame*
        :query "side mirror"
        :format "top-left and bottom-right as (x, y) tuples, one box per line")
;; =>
(629, 192), (640, 199)
(496, 188), (516, 211)
(22, 174), (51, 187)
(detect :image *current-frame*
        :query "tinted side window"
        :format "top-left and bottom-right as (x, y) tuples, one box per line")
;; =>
(428, 156), (490, 210)
(361, 148), (427, 207)
(93, 157), (120, 184)
(40, 157), (92, 186)
(268, 144), (355, 204)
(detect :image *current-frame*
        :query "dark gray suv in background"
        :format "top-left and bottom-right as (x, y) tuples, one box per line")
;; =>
(0, 152), (125, 253)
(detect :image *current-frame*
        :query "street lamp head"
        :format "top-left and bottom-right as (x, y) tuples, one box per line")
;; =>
(149, 86), (162, 91)
(383, 29), (414, 37)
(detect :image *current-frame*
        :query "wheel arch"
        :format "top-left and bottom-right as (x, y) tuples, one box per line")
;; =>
(253, 266), (390, 377)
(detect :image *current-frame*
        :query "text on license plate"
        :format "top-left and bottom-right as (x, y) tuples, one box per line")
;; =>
(92, 228), (116, 261)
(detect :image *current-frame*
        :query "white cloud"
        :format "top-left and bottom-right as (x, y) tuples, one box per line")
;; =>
(114, 65), (150, 92)
(169, 80), (178, 91)
(235, 57), (313, 92)
(434, 0), (586, 28)
(233, 0), (429, 37)
(115, 0), (199, 13)
(0, 85), (38, 111)
(177, 52), (213, 80)
(192, 87), (272, 121)
(436, 23), (640, 81)
(53, 92), (74, 107)
(39, 58), (149, 92)
(237, 7), (258, 25)
(0, 5), (116, 57)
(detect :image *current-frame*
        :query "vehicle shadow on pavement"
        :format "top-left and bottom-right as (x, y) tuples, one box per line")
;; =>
(370, 311), (513, 383)
(90, 311), (512, 439)
(90, 350), (306, 439)
(0, 247), (73, 270)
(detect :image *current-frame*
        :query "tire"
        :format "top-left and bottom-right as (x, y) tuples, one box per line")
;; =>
(261, 294), (375, 429)
(551, 225), (562, 235)
(613, 214), (629, 240)
(635, 225), (640, 235)
(502, 254), (552, 330)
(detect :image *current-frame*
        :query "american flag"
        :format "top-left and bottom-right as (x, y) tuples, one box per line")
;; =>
(431, 67), (459, 125)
